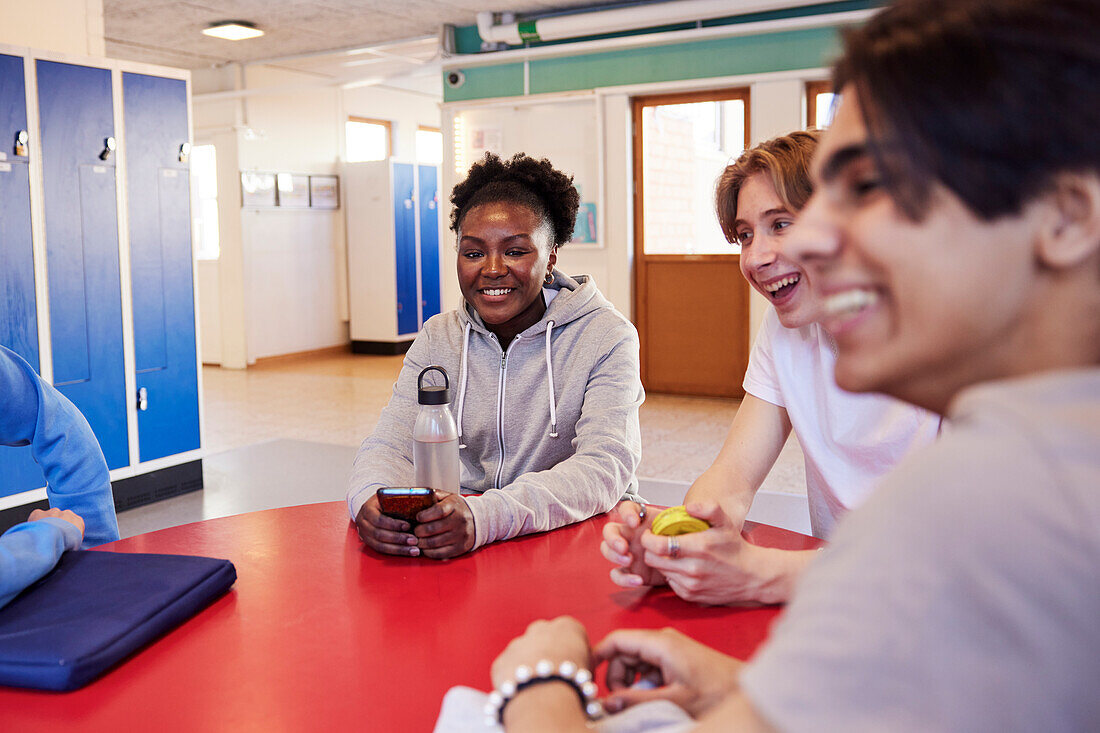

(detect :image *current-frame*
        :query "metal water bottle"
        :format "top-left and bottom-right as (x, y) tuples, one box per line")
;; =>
(413, 366), (460, 494)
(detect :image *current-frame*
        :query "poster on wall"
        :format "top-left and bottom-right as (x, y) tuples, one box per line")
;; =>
(240, 171), (276, 208)
(572, 202), (598, 244)
(470, 126), (502, 162)
(277, 173), (311, 208)
(310, 175), (340, 209)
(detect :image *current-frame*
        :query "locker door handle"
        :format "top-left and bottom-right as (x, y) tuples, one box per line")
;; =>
(99, 136), (117, 161)
(137, 387), (149, 411)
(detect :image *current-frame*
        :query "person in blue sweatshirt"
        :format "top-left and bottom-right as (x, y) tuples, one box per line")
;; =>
(0, 344), (120, 549)
(0, 508), (85, 609)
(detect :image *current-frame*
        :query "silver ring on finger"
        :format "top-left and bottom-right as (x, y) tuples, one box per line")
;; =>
(668, 536), (680, 559)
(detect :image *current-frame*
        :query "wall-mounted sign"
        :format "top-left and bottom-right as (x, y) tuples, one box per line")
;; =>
(241, 171), (276, 208)
(277, 173), (310, 208)
(310, 175), (339, 209)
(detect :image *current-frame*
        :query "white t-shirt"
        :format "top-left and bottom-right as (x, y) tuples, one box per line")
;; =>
(740, 369), (1100, 732)
(743, 309), (939, 537)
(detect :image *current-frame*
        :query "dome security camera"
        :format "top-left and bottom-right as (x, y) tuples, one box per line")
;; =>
(445, 70), (466, 88)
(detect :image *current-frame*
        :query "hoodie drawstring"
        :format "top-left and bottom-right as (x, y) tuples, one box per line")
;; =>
(456, 321), (471, 449)
(545, 321), (558, 438)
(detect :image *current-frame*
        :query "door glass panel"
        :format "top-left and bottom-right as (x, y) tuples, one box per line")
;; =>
(813, 92), (836, 128)
(806, 80), (837, 130)
(641, 99), (746, 255)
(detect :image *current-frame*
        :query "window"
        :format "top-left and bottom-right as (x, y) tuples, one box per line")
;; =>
(346, 117), (392, 162)
(806, 80), (836, 130)
(190, 144), (219, 260)
(634, 89), (749, 255)
(416, 126), (443, 165)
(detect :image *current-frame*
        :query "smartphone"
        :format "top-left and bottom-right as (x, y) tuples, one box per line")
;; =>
(376, 487), (437, 524)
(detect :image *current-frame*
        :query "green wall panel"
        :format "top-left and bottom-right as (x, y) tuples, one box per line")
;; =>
(445, 26), (843, 102)
(531, 27), (841, 95)
(443, 63), (524, 102)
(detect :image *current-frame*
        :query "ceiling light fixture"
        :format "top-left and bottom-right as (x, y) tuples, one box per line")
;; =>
(202, 21), (264, 41)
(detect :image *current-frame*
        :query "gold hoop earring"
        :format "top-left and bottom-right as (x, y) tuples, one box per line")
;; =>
(545, 269), (554, 285)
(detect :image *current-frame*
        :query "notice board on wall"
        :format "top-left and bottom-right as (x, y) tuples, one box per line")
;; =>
(455, 96), (601, 248)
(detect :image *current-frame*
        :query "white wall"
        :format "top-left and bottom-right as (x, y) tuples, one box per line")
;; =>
(235, 66), (347, 362)
(747, 77), (805, 340)
(0, 0), (105, 56)
(441, 97), (628, 315)
(197, 260), (222, 364)
(192, 65), (443, 365)
(343, 85), (441, 162)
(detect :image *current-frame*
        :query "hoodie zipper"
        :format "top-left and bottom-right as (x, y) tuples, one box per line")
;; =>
(494, 336), (520, 490)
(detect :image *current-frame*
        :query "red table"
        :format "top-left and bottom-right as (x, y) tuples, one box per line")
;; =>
(0, 501), (819, 731)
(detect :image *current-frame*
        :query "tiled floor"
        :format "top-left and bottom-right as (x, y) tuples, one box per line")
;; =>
(118, 439), (357, 537)
(200, 348), (807, 493)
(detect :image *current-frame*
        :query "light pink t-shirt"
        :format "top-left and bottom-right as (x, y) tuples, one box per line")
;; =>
(743, 309), (939, 538)
(741, 369), (1100, 731)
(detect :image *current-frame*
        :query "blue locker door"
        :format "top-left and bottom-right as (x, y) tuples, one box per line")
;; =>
(0, 53), (47, 497)
(122, 72), (200, 462)
(0, 54), (38, 367)
(417, 165), (441, 323)
(393, 163), (418, 335)
(37, 60), (129, 470)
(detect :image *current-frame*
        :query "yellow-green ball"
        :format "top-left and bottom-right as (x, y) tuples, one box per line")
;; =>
(651, 506), (710, 536)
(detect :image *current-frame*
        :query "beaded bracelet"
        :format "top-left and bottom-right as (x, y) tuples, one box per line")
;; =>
(485, 659), (605, 727)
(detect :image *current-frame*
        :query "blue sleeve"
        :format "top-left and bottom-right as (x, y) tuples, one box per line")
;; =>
(0, 346), (120, 547)
(0, 518), (82, 609)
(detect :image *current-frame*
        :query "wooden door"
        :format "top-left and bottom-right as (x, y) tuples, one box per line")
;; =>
(633, 88), (751, 398)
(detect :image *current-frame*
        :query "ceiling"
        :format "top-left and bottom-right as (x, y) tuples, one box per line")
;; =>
(103, 0), (632, 91)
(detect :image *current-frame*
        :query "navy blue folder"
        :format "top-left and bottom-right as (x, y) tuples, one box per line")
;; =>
(0, 550), (236, 691)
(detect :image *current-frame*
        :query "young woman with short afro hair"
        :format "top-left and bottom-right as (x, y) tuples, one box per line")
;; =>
(349, 152), (643, 559)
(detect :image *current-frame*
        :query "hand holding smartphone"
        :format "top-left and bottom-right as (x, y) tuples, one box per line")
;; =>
(376, 487), (438, 525)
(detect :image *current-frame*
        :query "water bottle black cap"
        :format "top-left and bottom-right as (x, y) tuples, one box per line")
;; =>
(418, 385), (449, 405)
(417, 365), (450, 405)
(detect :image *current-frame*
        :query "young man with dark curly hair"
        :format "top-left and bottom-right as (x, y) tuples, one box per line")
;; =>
(348, 152), (643, 558)
(443, 0), (1100, 730)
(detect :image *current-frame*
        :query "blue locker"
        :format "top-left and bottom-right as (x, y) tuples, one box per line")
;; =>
(393, 162), (418, 335)
(122, 72), (200, 462)
(36, 60), (129, 470)
(417, 165), (441, 322)
(0, 55), (38, 367)
(0, 53), (47, 497)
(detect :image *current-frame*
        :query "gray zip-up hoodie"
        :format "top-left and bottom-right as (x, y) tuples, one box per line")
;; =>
(347, 272), (643, 550)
